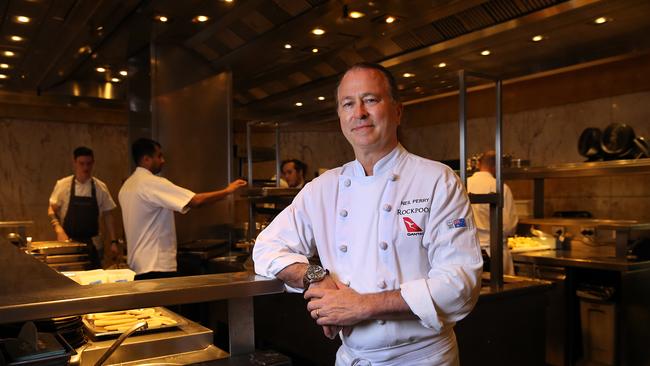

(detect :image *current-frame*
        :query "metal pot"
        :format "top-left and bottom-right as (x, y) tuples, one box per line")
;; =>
(578, 127), (603, 160)
(601, 123), (635, 159)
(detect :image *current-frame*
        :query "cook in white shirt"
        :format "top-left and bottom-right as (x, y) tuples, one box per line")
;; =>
(467, 151), (518, 275)
(253, 63), (483, 366)
(48, 146), (118, 268)
(118, 138), (247, 279)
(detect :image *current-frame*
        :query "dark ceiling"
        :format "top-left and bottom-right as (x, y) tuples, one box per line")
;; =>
(1, 0), (650, 125)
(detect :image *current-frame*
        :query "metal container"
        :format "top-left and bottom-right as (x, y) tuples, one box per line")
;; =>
(30, 241), (87, 255)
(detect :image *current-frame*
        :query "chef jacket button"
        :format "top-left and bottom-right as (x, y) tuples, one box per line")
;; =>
(339, 209), (348, 217)
(344, 179), (351, 187)
(379, 241), (388, 250)
(390, 174), (398, 181)
(377, 279), (387, 289)
(382, 204), (392, 212)
(339, 244), (348, 253)
(343, 280), (351, 286)
(377, 320), (386, 325)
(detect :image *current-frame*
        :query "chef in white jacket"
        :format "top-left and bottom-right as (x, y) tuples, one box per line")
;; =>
(253, 63), (483, 366)
(467, 150), (518, 275)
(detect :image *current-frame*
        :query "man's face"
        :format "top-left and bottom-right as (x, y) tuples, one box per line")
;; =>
(282, 162), (303, 188)
(337, 68), (402, 153)
(149, 146), (165, 174)
(73, 155), (94, 181)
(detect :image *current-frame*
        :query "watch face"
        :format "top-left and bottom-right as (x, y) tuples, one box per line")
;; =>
(306, 265), (326, 282)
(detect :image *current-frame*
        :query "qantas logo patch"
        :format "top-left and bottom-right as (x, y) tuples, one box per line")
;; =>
(403, 217), (423, 236)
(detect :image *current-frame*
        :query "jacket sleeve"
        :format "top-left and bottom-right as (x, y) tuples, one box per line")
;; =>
(400, 168), (483, 331)
(252, 183), (317, 292)
(503, 184), (519, 237)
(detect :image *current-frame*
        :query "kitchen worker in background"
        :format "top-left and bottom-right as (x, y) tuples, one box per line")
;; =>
(253, 63), (482, 365)
(119, 138), (247, 280)
(48, 146), (119, 269)
(281, 159), (307, 188)
(467, 150), (518, 275)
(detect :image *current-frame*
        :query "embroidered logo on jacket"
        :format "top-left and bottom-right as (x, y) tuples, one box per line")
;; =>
(446, 218), (466, 229)
(403, 217), (423, 234)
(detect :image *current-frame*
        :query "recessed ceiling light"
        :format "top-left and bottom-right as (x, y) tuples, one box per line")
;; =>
(96, 67), (106, 73)
(317, 96), (325, 101)
(0, 74), (7, 79)
(111, 78), (120, 82)
(194, 15), (209, 23)
(155, 15), (168, 23)
(531, 35), (544, 42)
(0, 63), (9, 69)
(224, 0), (234, 2)
(15, 16), (31, 24)
(10, 35), (24, 42)
(480, 49), (491, 56)
(311, 28), (325, 36)
(385, 16), (396, 24)
(438, 62), (447, 68)
(3, 51), (15, 57)
(96, 26), (104, 31)
(119, 70), (128, 76)
(284, 43), (292, 49)
(594, 16), (609, 25)
(402, 72), (415, 78)
(349, 11), (365, 19)
(295, 102), (303, 107)
(312, 48), (319, 53)
(78, 45), (92, 54)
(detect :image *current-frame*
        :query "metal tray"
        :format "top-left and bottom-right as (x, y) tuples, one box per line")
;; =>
(82, 307), (183, 339)
(30, 241), (87, 255)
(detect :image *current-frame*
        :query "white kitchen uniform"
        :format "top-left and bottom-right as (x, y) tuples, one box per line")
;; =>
(254, 145), (483, 365)
(467, 171), (518, 275)
(118, 167), (195, 275)
(49, 175), (116, 247)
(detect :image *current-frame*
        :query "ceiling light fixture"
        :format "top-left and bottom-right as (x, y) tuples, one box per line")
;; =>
(111, 78), (120, 82)
(594, 16), (609, 25)
(224, 0), (234, 2)
(349, 11), (365, 19)
(194, 15), (209, 23)
(312, 48), (319, 53)
(119, 70), (128, 76)
(155, 15), (168, 23)
(438, 62), (447, 68)
(0, 74), (7, 79)
(311, 28), (325, 36)
(10, 35), (24, 42)
(531, 35), (544, 42)
(96, 67), (106, 73)
(317, 96), (325, 101)
(295, 102), (303, 107)
(284, 43), (292, 49)
(402, 72), (415, 78)
(3, 51), (15, 57)
(0, 63), (9, 69)
(15, 16), (31, 23)
(480, 49), (491, 56)
(385, 16), (396, 24)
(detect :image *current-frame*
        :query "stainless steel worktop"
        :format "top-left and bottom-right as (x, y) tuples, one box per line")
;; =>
(513, 247), (650, 271)
(0, 241), (283, 325)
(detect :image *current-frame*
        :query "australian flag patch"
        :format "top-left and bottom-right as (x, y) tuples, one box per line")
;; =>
(446, 218), (466, 229)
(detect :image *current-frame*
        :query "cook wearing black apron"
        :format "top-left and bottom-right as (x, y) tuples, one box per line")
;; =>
(63, 178), (101, 269)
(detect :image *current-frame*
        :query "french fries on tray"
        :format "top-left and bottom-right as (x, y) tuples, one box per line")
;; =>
(85, 308), (178, 333)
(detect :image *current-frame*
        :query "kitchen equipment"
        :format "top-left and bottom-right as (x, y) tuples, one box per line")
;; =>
(510, 158), (530, 168)
(29, 241), (91, 271)
(30, 241), (87, 255)
(34, 316), (87, 348)
(633, 136), (649, 158)
(82, 308), (183, 339)
(601, 123), (635, 159)
(578, 127), (604, 161)
(1, 322), (74, 366)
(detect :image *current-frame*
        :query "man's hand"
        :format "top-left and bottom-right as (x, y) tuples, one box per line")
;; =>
(55, 226), (69, 242)
(307, 276), (343, 339)
(227, 179), (247, 193)
(305, 278), (368, 327)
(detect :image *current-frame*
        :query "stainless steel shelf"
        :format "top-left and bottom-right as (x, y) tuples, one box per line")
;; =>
(519, 217), (650, 230)
(503, 158), (650, 179)
(240, 187), (300, 198)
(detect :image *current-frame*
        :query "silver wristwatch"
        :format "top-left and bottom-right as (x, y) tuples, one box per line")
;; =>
(303, 264), (329, 289)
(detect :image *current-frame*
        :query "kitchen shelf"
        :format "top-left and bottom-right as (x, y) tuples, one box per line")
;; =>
(519, 217), (650, 230)
(503, 158), (650, 179)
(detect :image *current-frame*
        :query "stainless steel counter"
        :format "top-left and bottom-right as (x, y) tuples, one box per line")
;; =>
(513, 248), (650, 271)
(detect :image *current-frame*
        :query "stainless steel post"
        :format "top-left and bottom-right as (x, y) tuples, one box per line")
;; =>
(275, 124), (281, 187)
(491, 79), (504, 289)
(228, 297), (255, 356)
(458, 70), (468, 186)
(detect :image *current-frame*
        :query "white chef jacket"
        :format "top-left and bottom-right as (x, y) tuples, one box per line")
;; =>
(118, 167), (195, 274)
(467, 171), (518, 275)
(49, 175), (117, 221)
(253, 145), (483, 365)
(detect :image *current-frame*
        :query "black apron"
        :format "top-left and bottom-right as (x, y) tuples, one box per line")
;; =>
(63, 178), (101, 269)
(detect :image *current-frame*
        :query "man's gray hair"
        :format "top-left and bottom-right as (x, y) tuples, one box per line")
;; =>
(335, 62), (400, 104)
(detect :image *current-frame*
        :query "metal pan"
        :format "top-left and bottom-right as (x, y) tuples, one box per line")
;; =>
(82, 307), (183, 339)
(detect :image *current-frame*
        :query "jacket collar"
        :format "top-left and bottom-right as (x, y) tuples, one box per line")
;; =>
(350, 143), (407, 177)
